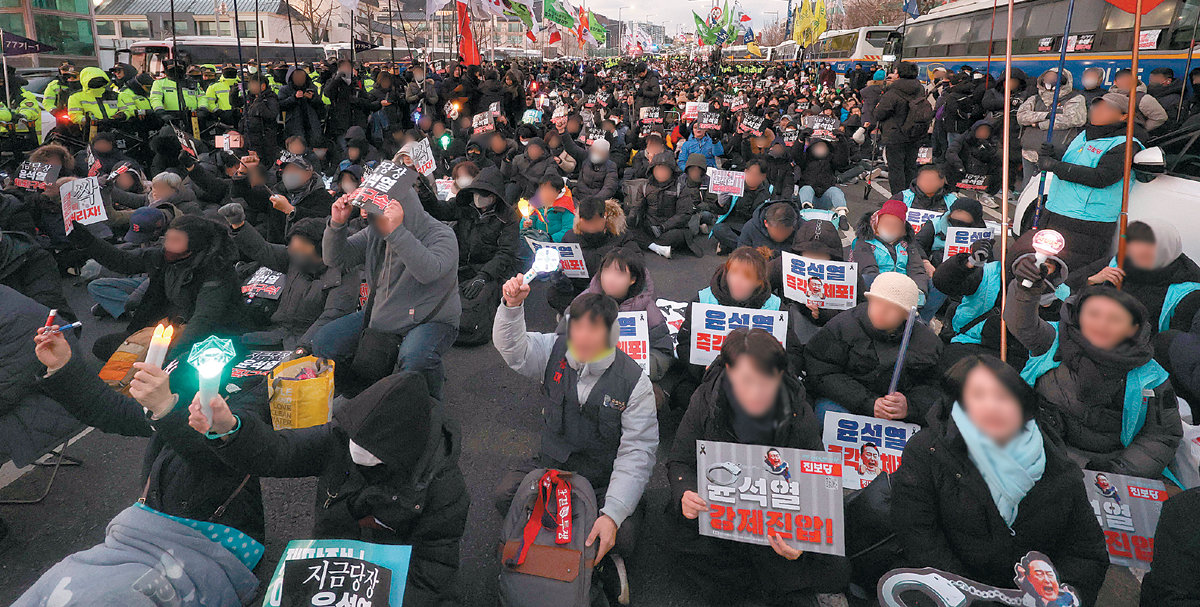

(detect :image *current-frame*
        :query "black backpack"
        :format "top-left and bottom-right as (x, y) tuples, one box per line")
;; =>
(498, 469), (599, 607)
(901, 94), (934, 140)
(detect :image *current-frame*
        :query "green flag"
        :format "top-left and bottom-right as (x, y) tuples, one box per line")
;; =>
(588, 10), (606, 45)
(545, 0), (575, 29)
(505, 1), (537, 30)
(693, 11), (714, 43)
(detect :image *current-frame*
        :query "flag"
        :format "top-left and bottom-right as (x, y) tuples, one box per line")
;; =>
(456, 1), (480, 65)
(742, 27), (753, 44)
(544, 0), (575, 29)
(548, 28), (562, 44)
(588, 10), (606, 45)
(504, 0), (538, 33)
(1102, 0), (1166, 13)
(0, 31), (56, 56)
(902, 0), (920, 19)
(353, 39), (379, 52)
(526, 29), (537, 42)
(427, 0), (452, 17)
(576, 6), (589, 45)
(747, 40), (762, 57)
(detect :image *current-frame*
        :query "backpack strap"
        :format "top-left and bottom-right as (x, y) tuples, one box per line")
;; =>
(506, 470), (573, 567)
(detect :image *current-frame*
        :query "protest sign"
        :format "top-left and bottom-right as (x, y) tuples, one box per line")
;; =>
(878, 552), (1081, 607)
(84, 146), (101, 177)
(173, 125), (197, 158)
(782, 252), (858, 310)
(955, 173), (990, 191)
(617, 311), (651, 375)
(597, 91), (611, 107)
(443, 100), (460, 119)
(523, 238), (589, 279)
(905, 208), (942, 233)
(435, 178), (455, 201)
(347, 162), (418, 214)
(782, 129), (800, 147)
(472, 111), (494, 134)
(725, 94), (748, 112)
(410, 138), (436, 176)
(231, 350), (291, 379)
(689, 303), (787, 367)
(697, 440), (844, 556)
(60, 177), (106, 235)
(806, 115), (839, 141)
(697, 111), (722, 130)
(489, 101), (502, 117)
(708, 169), (745, 196)
(580, 109), (596, 127)
(242, 266), (286, 300)
(655, 298), (688, 349)
(14, 160), (58, 190)
(916, 146), (934, 165)
(1083, 470), (1166, 568)
(943, 226), (995, 261)
(822, 412), (920, 489)
(583, 128), (605, 146)
(262, 539), (412, 607)
(521, 108), (543, 124)
(639, 106), (662, 124)
(739, 114), (765, 136)
(683, 101), (709, 120)
(584, 94), (597, 108)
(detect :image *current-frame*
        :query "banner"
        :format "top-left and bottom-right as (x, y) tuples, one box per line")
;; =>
(242, 266), (286, 300)
(471, 111), (494, 134)
(639, 106), (662, 124)
(781, 252), (858, 310)
(689, 303), (787, 366)
(410, 138), (436, 176)
(456, 1), (481, 65)
(879, 552), (1081, 607)
(708, 169), (745, 196)
(0, 31), (56, 56)
(348, 161), (418, 215)
(544, 0), (575, 29)
(616, 311), (651, 374)
(1083, 470), (1166, 567)
(683, 101), (708, 120)
(524, 238), (589, 278)
(61, 177), (106, 235)
(14, 160), (58, 191)
(262, 539), (412, 607)
(231, 350), (291, 378)
(696, 440), (844, 555)
(822, 412), (919, 489)
(589, 10), (606, 45)
(943, 226), (995, 261)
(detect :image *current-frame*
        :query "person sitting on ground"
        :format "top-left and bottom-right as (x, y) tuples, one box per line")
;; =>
(737, 200), (801, 257)
(523, 174), (576, 243)
(629, 151), (702, 259)
(805, 272), (944, 425)
(546, 198), (639, 315)
(852, 199), (929, 299)
(891, 355), (1109, 605)
(711, 159), (773, 255)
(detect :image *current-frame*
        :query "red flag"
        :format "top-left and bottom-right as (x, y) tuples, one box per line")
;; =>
(739, 14), (751, 21)
(549, 29), (561, 45)
(526, 30), (537, 42)
(577, 7), (589, 44)
(456, 1), (481, 65)
(1102, 0), (1165, 13)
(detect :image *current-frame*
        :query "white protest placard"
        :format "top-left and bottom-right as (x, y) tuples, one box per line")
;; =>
(61, 177), (106, 235)
(1083, 470), (1167, 568)
(822, 412), (920, 490)
(689, 303), (787, 367)
(410, 138), (436, 176)
(782, 252), (858, 311)
(434, 178), (455, 201)
(683, 101), (709, 120)
(904, 208), (941, 233)
(472, 111), (494, 134)
(943, 226), (995, 261)
(708, 169), (745, 196)
(616, 311), (651, 375)
(523, 238), (589, 279)
(697, 440), (844, 556)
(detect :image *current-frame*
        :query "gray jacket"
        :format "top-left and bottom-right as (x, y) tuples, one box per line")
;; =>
(492, 302), (658, 526)
(322, 186), (461, 335)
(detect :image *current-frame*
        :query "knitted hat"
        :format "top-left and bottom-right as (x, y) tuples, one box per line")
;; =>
(877, 199), (909, 223)
(865, 272), (920, 311)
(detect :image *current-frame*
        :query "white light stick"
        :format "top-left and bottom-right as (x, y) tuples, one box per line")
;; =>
(1022, 230), (1066, 288)
(187, 336), (236, 428)
(144, 323), (173, 369)
(523, 247), (562, 283)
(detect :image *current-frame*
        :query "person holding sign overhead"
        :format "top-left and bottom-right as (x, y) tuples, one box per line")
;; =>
(492, 285), (658, 601)
(665, 328), (845, 606)
(891, 355), (1109, 605)
(805, 273), (943, 426)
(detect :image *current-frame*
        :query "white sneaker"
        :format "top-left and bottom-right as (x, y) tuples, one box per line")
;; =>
(650, 244), (672, 259)
(978, 193), (999, 209)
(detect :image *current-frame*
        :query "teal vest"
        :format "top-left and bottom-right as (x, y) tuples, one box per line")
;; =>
(950, 261), (1002, 345)
(1046, 131), (1141, 223)
(698, 287), (781, 310)
(1160, 282), (1200, 332)
(900, 188), (957, 210)
(865, 238), (909, 275)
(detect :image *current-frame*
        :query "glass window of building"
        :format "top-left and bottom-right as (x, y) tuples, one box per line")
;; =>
(33, 14), (94, 56)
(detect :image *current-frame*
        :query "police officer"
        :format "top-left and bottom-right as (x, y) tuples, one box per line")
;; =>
(42, 61), (79, 113)
(67, 67), (121, 139)
(204, 64), (242, 128)
(150, 59), (204, 119)
(0, 69), (41, 152)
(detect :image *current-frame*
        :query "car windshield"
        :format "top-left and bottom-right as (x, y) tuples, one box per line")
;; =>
(22, 76), (54, 96)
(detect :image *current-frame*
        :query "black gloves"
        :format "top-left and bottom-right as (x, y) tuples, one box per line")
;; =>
(1012, 255), (1049, 287)
(218, 202), (245, 228)
(969, 238), (993, 266)
(1037, 142), (1059, 172)
(461, 276), (487, 299)
(178, 150), (195, 170)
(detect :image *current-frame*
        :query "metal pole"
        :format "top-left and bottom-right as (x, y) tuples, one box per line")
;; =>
(284, 0), (298, 64)
(254, 0), (261, 67)
(1032, 0), (1076, 228)
(389, 0), (396, 67)
(169, 0), (186, 126)
(1117, 0), (1145, 273)
(350, 5), (356, 64)
(231, 0), (248, 100)
(1, 31), (10, 114)
(984, 0), (998, 77)
(999, 0), (1015, 362)
(1177, 6), (1200, 120)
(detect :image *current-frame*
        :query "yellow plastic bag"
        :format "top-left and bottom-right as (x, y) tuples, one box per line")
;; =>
(267, 355), (335, 430)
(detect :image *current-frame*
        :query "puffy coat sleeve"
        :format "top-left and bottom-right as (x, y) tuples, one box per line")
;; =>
(1106, 382), (1182, 479)
(804, 319), (878, 416)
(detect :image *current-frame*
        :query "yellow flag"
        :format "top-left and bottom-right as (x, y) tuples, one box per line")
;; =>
(748, 41), (763, 57)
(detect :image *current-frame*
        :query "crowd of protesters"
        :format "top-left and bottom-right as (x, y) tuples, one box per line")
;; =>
(1, 49), (1198, 607)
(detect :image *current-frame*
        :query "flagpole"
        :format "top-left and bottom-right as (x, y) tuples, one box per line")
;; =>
(254, 0), (261, 68)
(388, 0), (396, 67)
(231, 0), (248, 99)
(998, 0), (1015, 362)
(284, 0), (299, 64)
(984, 0), (998, 77)
(1032, 0), (1076, 229)
(1117, 0), (1145, 273)
(1, 30), (11, 117)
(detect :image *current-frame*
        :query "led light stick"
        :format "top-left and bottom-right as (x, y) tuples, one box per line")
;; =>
(523, 247), (562, 283)
(1022, 230), (1066, 288)
(187, 336), (236, 426)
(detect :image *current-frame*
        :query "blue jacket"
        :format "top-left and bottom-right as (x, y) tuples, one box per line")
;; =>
(676, 135), (722, 170)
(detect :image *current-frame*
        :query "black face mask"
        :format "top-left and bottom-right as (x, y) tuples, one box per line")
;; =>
(87, 77), (107, 90)
(64, 80), (81, 92)
(223, 68), (238, 79)
(947, 218), (974, 229)
(166, 68), (185, 81)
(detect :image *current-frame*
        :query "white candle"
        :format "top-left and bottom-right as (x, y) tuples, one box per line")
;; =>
(144, 324), (173, 369)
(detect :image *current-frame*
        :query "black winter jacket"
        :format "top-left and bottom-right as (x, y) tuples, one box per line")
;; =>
(428, 192), (520, 282)
(873, 78), (927, 145)
(278, 68), (324, 141)
(891, 403), (1109, 604)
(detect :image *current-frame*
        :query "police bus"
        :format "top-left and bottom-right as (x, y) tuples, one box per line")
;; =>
(805, 26), (895, 75)
(887, 0), (1198, 86)
(127, 37), (329, 75)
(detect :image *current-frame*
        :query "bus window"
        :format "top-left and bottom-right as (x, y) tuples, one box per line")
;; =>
(864, 30), (890, 51)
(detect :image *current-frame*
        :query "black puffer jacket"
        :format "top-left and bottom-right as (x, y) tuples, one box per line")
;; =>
(573, 157), (619, 204)
(1004, 283), (1182, 478)
(634, 152), (690, 230)
(501, 138), (557, 200)
(736, 199), (800, 254)
(278, 67), (324, 142)
(634, 70), (661, 116)
(804, 303), (944, 424)
(873, 78), (928, 145)
(794, 138), (849, 198)
(211, 372), (469, 607)
(429, 167), (520, 282)
(0, 230), (74, 320)
(891, 402), (1109, 605)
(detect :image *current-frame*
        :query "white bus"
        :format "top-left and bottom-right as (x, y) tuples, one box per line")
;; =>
(126, 37), (330, 75)
(805, 26), (895, 75)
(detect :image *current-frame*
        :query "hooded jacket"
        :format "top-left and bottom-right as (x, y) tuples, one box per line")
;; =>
(278, 67), (324, 141)
(891, 401), (1109, 604)
(322, 70), (372, 135)
(210, 372), (469, 606)
(323, 182), (461, 336)
(573, 154), (619, 204)
(945, 119), (1002, 185)
(1118, 218), (1200, 334)
(1017, 68), (1087, 152)
(795, 138), (848, 197)
(501, 137), (557, 200)
(874, 77), (928, 145)
(1109, 81), (1169, 132)
(0, 231), (73, 319)
(805, 302), (944, 423)
(66, 67), (115, 124)
(1147, 77), (1185, 126)
(239, 85), (281, 161)
(1005, 283), (1183, 478)
(737, 199), (801, 253)
(430, 167), (520, 282)
(633, 152), (690, 231)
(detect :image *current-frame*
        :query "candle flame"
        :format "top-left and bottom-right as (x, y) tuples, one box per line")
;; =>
(518, 198), (532, 217)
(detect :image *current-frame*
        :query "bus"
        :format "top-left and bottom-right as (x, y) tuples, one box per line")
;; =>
(891, 0), (1199, 86)
(805, 26), (895, 75)
(127, 37), (329, 75)
(769, 40), (801, 63)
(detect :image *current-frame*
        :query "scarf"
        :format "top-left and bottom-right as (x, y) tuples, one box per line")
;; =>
(951, 402), (1046, 527)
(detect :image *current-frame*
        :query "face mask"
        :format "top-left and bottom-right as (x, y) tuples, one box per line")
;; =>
(947, 218), (973, 229)
(1043, 82), (1055, 90)
(589, 154), (606, 165)
(877, 230), (901, 243)
(348, 439), (383, 467)
(313, 149), (327, 160)
(281, 172), (307, 191)
(340, 180), (357, 193)
(247, 66), (259, 74)
(289, 251), (325, 274)
(473, 192), (496, 209)
(455, 176), (474, 189)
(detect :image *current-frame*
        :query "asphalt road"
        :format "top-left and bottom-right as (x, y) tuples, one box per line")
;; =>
(0, 179), (1141, 606)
